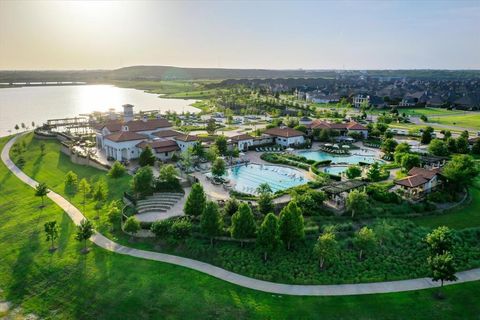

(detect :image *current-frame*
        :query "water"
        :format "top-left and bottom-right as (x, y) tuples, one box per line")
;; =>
(218, 164), (310, 194)
(0, 84), (199, 136)
(298, 150), (382, 164)
(322, 166), (348, 176)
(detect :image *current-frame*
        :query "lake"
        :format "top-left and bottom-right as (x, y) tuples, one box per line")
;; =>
(0, 84), (199, 136)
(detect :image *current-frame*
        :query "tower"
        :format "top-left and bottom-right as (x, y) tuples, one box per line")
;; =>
(123, 104), (134, 122)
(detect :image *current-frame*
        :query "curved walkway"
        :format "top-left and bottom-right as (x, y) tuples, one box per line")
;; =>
(2, 134), (480, 296)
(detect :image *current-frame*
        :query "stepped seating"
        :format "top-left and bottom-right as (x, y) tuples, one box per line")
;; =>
(136, 192), (184, 214)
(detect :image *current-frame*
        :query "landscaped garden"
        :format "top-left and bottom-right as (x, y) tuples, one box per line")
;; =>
(7, 133), (480, 288)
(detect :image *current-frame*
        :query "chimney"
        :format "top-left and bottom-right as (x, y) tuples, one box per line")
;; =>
(123, 104), (134, 122)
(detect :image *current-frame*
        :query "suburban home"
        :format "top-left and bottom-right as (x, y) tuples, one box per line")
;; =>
(308, 120), (368, 139)
(264, 127), (305, 147)
(394, 167), (442, 199)
(353, 94), (386, 108)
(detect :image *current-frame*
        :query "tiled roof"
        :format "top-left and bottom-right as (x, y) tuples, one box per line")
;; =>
(230, 134), (254, 142)
(346, 122), (368, 130)
(152, 130), (183, 138)
(136, 140), (180, 153)
(105, 131), (147, 142)
(408, 167), (441, 180)
(99, 119), (172, 133)
(174, 134), (199, 142)
(309, 120), (367, 131)
(395, 175), (428, 188)
(264, 127), (304, 138)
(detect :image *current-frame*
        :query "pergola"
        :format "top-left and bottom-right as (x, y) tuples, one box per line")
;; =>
(322, 180), (367, 209)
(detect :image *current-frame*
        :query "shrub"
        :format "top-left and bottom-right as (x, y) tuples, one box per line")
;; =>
(151, 219), (172, 239)
(170, 218), (192, 240)
(109, 161), (127, 178)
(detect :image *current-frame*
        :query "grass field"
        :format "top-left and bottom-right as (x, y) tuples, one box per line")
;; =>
(3, 136), (480, 318)
(429, 113), (480, 130)
(414, 176), (480, 229)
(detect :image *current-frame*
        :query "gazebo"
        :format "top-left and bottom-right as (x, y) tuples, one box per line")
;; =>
(322, 180), (367, 210)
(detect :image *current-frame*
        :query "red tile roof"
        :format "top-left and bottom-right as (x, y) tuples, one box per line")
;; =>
(408, 167), (441, 180)
(104, 131), (147, 142)
(230, 134), (254, 141)
(395, 175), (428, 188)
(264, 127), (304, 138)
(174, 134), (199, 142)
(136, 140), (180, 153)
(309, 120), (367, 131)
(152, 130), (183, 138)
(98, 119), (172, 133)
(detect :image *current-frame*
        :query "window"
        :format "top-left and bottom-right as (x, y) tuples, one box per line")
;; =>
(165, 152), (168, 156)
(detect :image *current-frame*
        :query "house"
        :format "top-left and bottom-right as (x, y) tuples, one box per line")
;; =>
(173, 134), (200, 152)
(229, 134), (254, 151)
(136, 140), (180, 161)
(264, 127), (305, 147)
(308, 120), (368, 139)
(306, 92), (340, 104)
(353, 94), (386, 108)
(103, 128), (148, 161)
(394, 167), (442, 199)
(299, 116), (313, 126)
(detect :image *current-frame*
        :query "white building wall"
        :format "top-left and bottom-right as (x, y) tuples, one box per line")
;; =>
(103, 139), (143, 161)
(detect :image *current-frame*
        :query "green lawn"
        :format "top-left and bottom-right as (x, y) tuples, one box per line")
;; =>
(429, 113), (480, 130)
(2, 136), (480, 319)
(414, 176), (480, 229)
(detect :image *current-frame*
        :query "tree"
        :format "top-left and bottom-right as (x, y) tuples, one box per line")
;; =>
(278, 201), (304, 250)
(211, 157), (226, 179)
(201, 201), (223, 245)
(429, 139), (449, 156)
(231, 203), (256, 246)
(93, 178), (108, 202)
(78, 178), (91, 211)
(446, 137), (457, 153)
(441, 155), (479, 191)
(40, 143), (46, 156)
(124, 216), (141, 239)
(346, 165), (362, 179)
(381, 138), (398, 155)
(192, 141), (205, 159)
(428, 252), (457, 295)
(35, 182), (50, 208)
(76, 219), (94, 253)
(314, 231), (338, 269)
(139, 145), (156, 167)
(181, 147), (194, 171)
(44, 221), (59, 252)
(257, 213), (281, 261)
(456, 137), (470, 154)
(354, 226), (376, 260)
(400, 153), (421, 171)
(206, 118), (217, 135)
(425, 226), (455, 255)
(367, 162), (382, 182)
(346, 189), (368, 218)
(107, 202), (122, 229)
(257, 191), (274, 216)
(159, 164), (178, 184)
(374, 219), (394, 246)
(421, 126), (434, 144)
(131, 166), (154, 198)
(472, 139), (480, 155)
(443, 130), (452, 140)
(109, 161), (126, 178)
(206, 144), (220, 162)
(64, 171), (78, 198)
(317, 129), (330, 142)
(223, 197), (239, 216)
(395, 142), (411, 154)
(256, 182), (272, 195)
(14, 124), (19, 133)
(184, 183), (206, 216)
(215, 135), (228, 155)
(150, 219), (171, 239)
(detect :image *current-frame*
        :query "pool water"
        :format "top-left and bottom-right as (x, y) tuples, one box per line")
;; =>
(298, 150), (381, 164)
(220, 164), (310, 194)
(322, 166), (348, 176)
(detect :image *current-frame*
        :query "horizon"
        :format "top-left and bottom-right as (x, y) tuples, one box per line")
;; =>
(1, 0), (479, 70)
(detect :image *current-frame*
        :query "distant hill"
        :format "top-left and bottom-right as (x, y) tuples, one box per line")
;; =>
(0, 66), (479, 82)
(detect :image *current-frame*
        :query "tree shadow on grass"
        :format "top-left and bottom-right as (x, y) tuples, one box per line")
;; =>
(6, 225), (40, 302)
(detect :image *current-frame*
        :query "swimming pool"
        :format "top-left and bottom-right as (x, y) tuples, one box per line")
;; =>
(322, 165), (348, 176)
(298, 149), (382, 164)
(215, 164), (310, 195)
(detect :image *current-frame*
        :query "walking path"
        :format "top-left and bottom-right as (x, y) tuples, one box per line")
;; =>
(3, 134), (480, 296)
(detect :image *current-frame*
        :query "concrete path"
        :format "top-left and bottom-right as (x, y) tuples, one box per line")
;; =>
(3, 134), (480, 296)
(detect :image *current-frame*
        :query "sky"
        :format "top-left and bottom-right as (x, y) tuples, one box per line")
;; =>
(0, 0), (479, 70)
